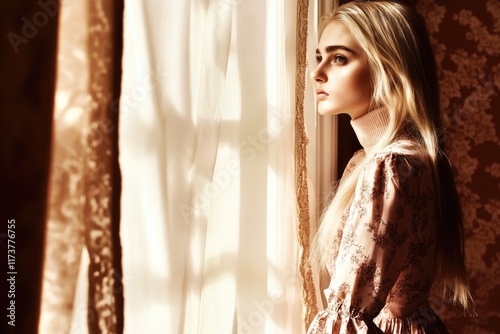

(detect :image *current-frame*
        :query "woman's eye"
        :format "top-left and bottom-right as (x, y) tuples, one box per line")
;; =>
(315, 55), (322, 64)
(333, 55), (347, 64)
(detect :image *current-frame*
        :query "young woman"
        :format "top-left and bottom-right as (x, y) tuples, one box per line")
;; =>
(308, 1), (472, 333)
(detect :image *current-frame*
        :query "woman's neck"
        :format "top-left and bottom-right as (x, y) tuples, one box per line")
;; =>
(350, 107), (389, 153)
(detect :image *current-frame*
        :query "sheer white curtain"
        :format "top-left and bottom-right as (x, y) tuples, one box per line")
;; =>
(119, 0), (307, 333)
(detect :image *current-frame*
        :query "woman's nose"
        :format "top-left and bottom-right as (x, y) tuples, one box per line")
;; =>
(310, 64), (326, 82)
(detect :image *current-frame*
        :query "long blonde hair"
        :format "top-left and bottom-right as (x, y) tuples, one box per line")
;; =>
(311, 1), (472, 311)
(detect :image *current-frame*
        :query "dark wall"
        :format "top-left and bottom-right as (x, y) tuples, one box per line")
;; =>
(416, 0), (500, 332)
(0, 2), (59, 333)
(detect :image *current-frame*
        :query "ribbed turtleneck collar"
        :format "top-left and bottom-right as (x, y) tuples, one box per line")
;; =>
(350, 107), (390, 153)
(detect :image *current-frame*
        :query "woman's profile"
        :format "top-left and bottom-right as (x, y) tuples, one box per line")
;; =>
(308, 1), (473, 333)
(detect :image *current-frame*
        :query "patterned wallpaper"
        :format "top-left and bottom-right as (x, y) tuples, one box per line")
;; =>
(416, 0), (500, 332)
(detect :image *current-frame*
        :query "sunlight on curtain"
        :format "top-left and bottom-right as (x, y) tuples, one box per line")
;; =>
(39, 0), (89, 332)
(40, 0), (123, 332)
(119, 0), (305, 333)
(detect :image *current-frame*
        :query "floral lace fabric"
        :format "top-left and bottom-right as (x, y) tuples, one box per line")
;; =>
(309, 295), (448, 334)
(308, 136), (448, 334)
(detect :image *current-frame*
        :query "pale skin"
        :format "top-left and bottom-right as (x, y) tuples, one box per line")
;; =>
(311, 21), (372, 120)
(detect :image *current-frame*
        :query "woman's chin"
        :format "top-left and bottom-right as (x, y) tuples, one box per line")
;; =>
(317, 105), (340, 116)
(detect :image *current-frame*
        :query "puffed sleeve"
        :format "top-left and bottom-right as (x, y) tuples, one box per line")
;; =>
(308, 151), (436, 334)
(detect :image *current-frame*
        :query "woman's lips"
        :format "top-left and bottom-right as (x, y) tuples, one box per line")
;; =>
(315, 89), (329, 101)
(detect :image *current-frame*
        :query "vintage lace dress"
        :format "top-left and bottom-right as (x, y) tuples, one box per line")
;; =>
(307, 107), (449, 334)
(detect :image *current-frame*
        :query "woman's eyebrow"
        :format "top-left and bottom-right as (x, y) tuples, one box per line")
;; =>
(315, 45), (357, 55)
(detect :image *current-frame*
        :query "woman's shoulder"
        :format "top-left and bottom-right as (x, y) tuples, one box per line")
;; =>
(374, 138), (430, 164)
(350, 140), (437, 220)
(364, 139), (433, 183)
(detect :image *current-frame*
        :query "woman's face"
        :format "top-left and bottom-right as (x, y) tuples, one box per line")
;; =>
(311, 21), (372, 119)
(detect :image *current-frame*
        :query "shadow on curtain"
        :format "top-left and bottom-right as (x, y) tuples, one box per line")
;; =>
(119, 0), (305, 333)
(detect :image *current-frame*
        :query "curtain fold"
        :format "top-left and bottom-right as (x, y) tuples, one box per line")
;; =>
(294, 0), (319, 330)
(35, 0), (317, 332)
(39, 0), (124, 333)
(295, 0), (342, 329)
(39, 0), (89, 331)
(84, 0), (124, 332)
(183, 2), (234, 331)
(119, 0), (304, 333)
